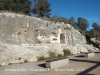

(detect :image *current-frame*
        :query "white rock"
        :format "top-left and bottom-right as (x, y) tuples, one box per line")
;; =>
(19, 59), (24, 63)
(28, 58), (37, 62)
(9, 60), (20, 64)
(0, 62), (8, 66)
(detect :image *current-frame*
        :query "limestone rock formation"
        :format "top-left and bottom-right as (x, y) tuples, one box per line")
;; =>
(0, 12), (98, 66)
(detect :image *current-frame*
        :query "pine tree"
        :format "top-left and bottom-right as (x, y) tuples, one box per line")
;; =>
(0, 0), (30, 14)
(32, 0), (51, 17)
(77, 17), (89, 30)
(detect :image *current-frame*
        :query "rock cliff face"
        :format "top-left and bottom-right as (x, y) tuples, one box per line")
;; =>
(0, 12), (86, 45)
(0, 12), (98, 66)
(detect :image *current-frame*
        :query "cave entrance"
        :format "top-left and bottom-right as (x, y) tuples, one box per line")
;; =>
(60, 34), (65, 43)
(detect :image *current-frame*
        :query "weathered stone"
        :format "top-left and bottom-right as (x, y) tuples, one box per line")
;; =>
(9, 60), (20, 64)
(19, 59), (24, 63)
(46, 57), (69, 69)
(0, 12), (99, 65)
(28, 58), (37, 62)
(84, 52), (95, 58)
(0, 62), (8, 66)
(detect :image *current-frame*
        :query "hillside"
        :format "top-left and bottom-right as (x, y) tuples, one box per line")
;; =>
(0, 12), (99, 66)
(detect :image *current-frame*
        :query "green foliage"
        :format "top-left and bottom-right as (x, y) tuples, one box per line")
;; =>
(37, 50), (72, 61)
(57, 17), (69, 23)
(32, 0), (51, 17)
(48, 51), (56, 58)
(37, 51), (56, 61)
(51, 13), (69, 24)
(68, 17), (76, 28)
(37, 56), (46, 61)
(92, 22), (99, 29)
(0, 0), (30, 14)
(0, 0), (6, 10)
(86, 22), (100, 47)
(90, 29), (100, 38)
(63, 49), (71, 56)
(77, 17), (89, 30)
(57, 54), (63, 57)
(86, 22), (100, 39)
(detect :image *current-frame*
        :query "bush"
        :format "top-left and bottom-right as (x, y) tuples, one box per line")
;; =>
(8, 63), (12, 65)
(37, 51), (68, 61)
(63, 49), (71, 56)
(18, 32), (21, 35)
(48, 51), (56, 59)
(37, 56), (46, 61)
(57, 54), (63, 57)
(24, 60), (28, 63)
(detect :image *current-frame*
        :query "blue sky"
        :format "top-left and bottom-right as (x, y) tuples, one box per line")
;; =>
(30, 0), (100, 30)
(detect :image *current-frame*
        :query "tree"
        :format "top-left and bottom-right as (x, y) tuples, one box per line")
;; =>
(86, 22), (100, 41)
(32, 0), (51, 17)
(68, 17), (76, 28)
(92, 22), (99, 29)
(91, 23), (100, 38)
(0, 0), (30, 14)
(0, 0), (6, 10)
(77, 17), (89, 30)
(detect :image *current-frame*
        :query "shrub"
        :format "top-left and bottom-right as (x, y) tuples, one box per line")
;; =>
(63, 49), (71, 56)
(18, 32), (21, 35)
(8, 63), (12, 65)
(37, 51), (67, 61)
(57, 54), (63, 57)
(48, 51), (56, 59)
(37, 56), (46, 61)
(18, 57), (21, 60)
(24, 60), (28, 63)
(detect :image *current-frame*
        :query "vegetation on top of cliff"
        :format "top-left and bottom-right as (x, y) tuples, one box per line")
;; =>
(32, 0), (51, 18)
(0, 0), (30, 14)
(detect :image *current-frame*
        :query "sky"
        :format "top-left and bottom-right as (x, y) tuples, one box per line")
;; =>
(30, 0), (100, 30)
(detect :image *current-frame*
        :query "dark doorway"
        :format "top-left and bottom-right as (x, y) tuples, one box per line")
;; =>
(60, 34), (65, 43)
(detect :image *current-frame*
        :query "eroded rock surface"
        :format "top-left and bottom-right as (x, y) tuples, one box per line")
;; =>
(0, 12), (98, 66)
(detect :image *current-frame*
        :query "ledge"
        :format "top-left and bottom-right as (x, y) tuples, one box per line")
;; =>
(46, 57), (69, 69)
(84, 52), (95, 58)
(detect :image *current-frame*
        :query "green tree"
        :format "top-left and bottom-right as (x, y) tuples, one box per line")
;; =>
(86, 22), (100, 41)
(68, 17), (76, 28)
(0, 0), (6, 10)
(0, 0), (30, 14)
(92, 22), (99, 29)
(77, 17), (89, 30)
(91, 23), (100, 38)
(32, 0), (51, 17)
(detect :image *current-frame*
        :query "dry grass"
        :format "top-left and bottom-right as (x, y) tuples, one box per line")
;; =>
(63, 49), (71, 56)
